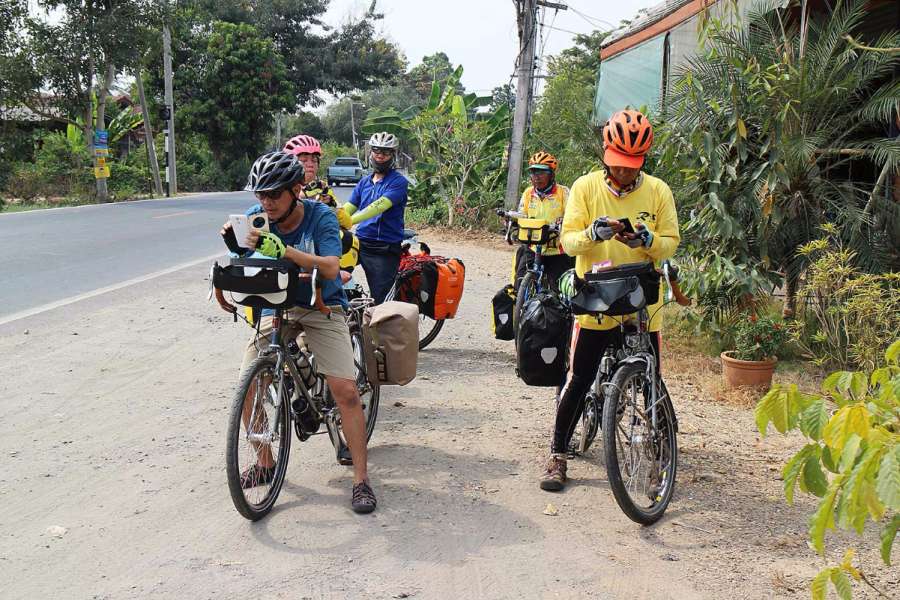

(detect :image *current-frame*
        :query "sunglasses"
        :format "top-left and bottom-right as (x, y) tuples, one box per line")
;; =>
(371, 148), (393, 157)
(256, 189), (285, 201)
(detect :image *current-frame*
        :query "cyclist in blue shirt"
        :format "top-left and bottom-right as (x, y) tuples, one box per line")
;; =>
(344, 132), (408, 304)
(219, 151), (377, 514)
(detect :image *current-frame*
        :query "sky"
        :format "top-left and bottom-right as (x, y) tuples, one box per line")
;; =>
(323, 0), (662, 95)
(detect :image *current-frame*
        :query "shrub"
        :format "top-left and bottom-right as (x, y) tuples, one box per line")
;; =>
(733, 312), (789, 361)
(755, 340), (900, 600)
(792, 226), (900, 371)
(176, 135), (228, 192)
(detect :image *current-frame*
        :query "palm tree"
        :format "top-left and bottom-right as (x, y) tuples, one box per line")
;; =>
(660, 0), (900, 322)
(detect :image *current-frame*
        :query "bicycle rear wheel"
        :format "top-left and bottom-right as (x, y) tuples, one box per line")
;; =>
(602, 361), (677, 525)
(226, 355), (291, 521)
(418, 315), (444, 350)
(513, 271), (538, 335)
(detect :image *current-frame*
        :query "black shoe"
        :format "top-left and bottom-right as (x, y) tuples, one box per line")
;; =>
(351, 481), (377, 514)
(240, 463), (275, 489)
(336, 443), (353, 466)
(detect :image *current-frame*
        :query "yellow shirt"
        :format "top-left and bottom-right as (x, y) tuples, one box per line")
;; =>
(518, 184), (569, 256)
(303, 179), (351, 229)
(561, 170), (680, 331)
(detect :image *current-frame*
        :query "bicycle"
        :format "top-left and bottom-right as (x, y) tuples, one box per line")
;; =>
(568, 260), (681, 525)
(496, 209), (562, 335)
(212, 258), (380, 521)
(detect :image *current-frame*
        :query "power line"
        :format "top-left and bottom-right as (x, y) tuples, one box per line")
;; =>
(567, 3), (617, 30)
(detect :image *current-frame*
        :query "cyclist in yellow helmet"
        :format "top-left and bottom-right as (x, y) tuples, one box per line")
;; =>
(511, 151), (575, 291)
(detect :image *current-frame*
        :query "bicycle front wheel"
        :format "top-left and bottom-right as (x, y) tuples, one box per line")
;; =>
(602, 361), (677, 525)
(513, 271), (538, 335)
(352, 328), (380, 440)
(226, 356), (291, 521)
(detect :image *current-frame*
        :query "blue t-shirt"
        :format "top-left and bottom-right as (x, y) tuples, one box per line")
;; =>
(348, 169), (408, 244)
(246, 200), (347, 310)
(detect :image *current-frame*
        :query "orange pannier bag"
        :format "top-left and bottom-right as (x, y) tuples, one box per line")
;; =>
(420, 258), (465, 319)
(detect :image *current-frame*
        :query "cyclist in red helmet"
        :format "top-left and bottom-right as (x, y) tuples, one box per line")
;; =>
(539, 109), (681, 492)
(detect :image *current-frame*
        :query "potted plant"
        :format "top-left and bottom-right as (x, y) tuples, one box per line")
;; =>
(721, 313), (787, 388)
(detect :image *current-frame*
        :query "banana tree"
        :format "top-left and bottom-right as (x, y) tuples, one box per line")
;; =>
(362, 66), (511, 226)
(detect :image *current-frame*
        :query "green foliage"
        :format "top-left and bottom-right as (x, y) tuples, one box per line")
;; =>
(529, 31), (607, 187)
(756, 340), (900, 598)
(284, 111), (325, 143)
(732, 312), (788, 361)
(362, 66), (509, 228)
(659, 1), (900, 333)
(175, 134), (228, 193)
(791, 226), (900, 371)
(175, 21), (294, 183)
(3, 131), (92, 202)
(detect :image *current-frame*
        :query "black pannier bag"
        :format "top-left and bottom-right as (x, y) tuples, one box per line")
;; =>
(570, 262), (660, 317)
(491, 284), (515, 341)
(212, 257), (301, 309)
(515, 293), (572, 387)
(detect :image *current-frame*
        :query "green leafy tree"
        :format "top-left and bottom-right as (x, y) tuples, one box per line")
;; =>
(175, 22), (294, 186)
(4, 0), (159, 202)
(659, 1), (900, 328)
(404, 52), (464, 101)
(756, 340), (900, 600)
(363, 67), (509, 227)
(530, 30), (609, 187)
(284, 110), (326, 142)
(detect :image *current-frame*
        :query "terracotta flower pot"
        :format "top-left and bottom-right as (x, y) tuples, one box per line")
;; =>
(720, 351), (777, 389)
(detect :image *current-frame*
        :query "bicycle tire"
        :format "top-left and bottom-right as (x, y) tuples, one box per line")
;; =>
(577, 393), (601, 454)
(352, 328), (380, 440)
(226, 355), (292, 521)
(418, 316), (445, 350)
(602, 361), (677, 525)
(513, 271), (539, 335)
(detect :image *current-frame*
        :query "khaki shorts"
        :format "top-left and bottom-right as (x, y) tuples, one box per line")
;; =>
(240, 306), (356, 381)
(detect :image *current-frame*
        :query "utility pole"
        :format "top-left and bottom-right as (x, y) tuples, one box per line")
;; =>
(135, 68), (164, 197)
(504, 0), (567, 208)
(349, 100), (359, 159)
(162, 22), (177, 197)
(504, 0), (538, 209)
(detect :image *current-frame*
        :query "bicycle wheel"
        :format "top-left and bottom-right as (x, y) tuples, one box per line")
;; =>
(602, 361), (677, 525)
(513, 271), (538, 334)
(226, 355), (291, 521)
(418, 315), (445, 350)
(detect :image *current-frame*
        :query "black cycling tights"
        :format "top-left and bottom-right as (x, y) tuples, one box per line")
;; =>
(551, 327), (661, 455)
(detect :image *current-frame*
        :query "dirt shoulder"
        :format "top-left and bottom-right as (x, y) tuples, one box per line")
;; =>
(0, 233), (892, 599)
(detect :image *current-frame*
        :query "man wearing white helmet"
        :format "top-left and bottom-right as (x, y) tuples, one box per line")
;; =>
(344, 132), (409, 304)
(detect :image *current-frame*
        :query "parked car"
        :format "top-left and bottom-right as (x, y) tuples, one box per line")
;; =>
(327, 156), (365, 186)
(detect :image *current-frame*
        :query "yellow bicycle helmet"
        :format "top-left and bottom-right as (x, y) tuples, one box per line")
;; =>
(527, 151), (558, 172)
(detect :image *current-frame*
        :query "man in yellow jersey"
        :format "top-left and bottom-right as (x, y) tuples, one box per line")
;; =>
(540, 109), (680, 491)
(512, 151), (575, 291)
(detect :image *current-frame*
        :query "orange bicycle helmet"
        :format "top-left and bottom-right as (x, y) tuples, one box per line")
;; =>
(603, 110), (653, 169)
(527, 151), (558, 172)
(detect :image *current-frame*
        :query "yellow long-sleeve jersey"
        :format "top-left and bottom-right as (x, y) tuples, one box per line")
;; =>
(518, 183), (569, 256)
(561, 170), (680, 332)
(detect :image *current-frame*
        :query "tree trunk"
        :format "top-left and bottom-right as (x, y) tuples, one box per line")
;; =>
(782, 272), (799, 320)
(94, 63), (115, 203)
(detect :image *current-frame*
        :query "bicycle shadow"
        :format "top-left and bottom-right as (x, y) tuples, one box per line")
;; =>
(248, 442), (543, 563)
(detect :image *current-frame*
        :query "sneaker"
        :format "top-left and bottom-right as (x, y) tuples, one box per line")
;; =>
(351, 480), (377, 514)
(240, 463), (275, 489)
(539, 455), (567, 491)
(336, 443), (353, 466)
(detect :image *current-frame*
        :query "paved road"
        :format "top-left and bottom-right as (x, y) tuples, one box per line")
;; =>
(0, 187), (354, 323)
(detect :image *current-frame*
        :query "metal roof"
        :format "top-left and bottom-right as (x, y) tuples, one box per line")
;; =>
(601, 0), (697, 48)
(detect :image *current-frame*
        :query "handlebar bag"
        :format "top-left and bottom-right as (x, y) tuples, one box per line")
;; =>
(516, 218), (553, 246)
(571, 262), (660, 317)
(212, 257), (300, 309)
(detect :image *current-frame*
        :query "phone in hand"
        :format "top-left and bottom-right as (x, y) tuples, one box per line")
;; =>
(229, 213), (269, 244)
(618, 217), (635, 234)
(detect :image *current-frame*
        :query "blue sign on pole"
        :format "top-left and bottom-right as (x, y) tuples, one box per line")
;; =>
(93, 129), (109, 148)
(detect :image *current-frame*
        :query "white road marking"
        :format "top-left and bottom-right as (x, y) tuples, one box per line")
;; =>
(0, 252), (225, 326)
(152, 210), (197, 219)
